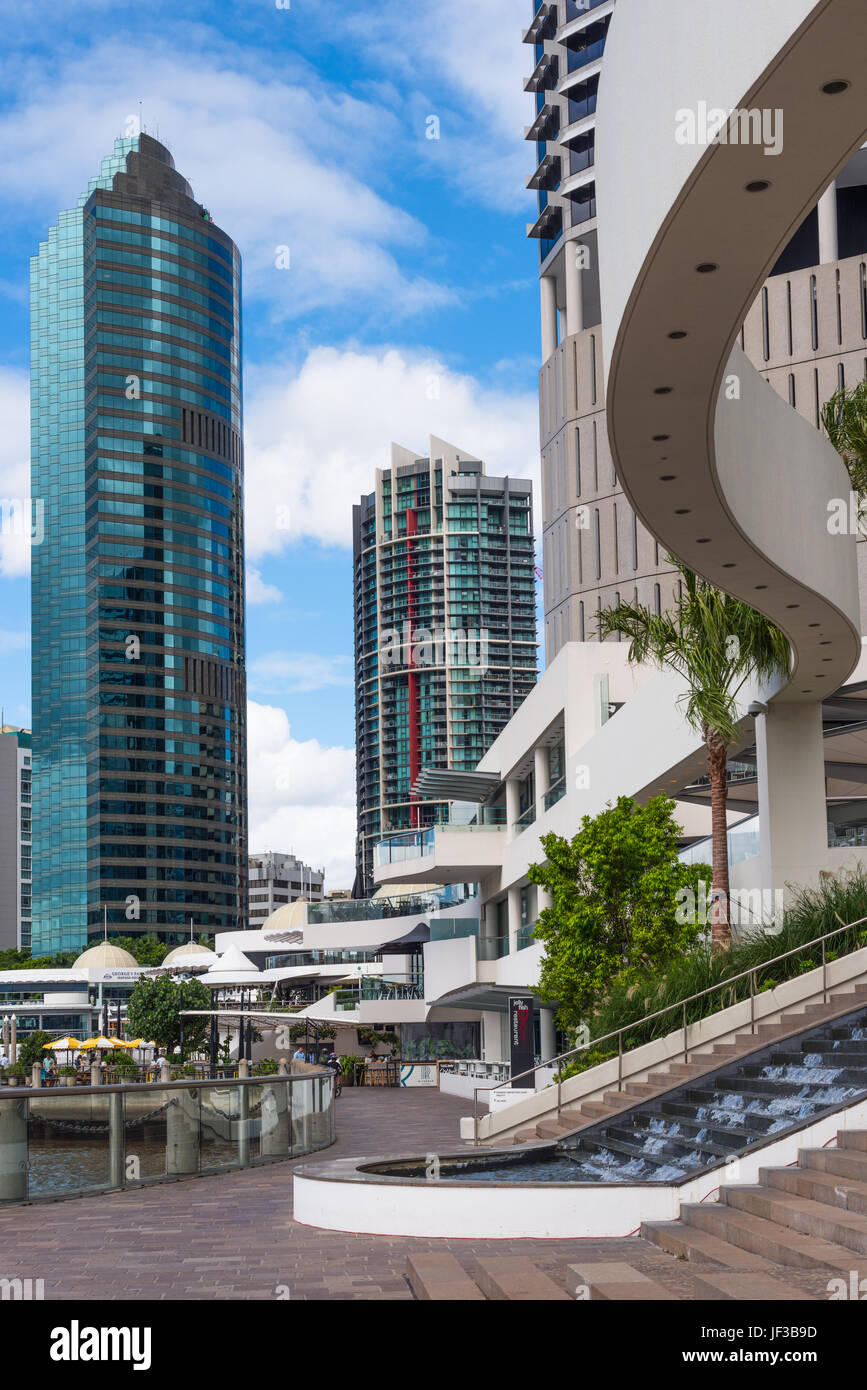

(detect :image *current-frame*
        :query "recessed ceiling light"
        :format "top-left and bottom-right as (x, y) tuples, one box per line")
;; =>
(675, 508), (690, 515)
(668, 331), (688, 340)
(653, 434), (670, 442)
(696, 538), (711, 544)
(819, 639), (831, 644)
(722, 563), (736, 568)
(745, 180), (771, 193)
(654, 387), (673, 395)
(659, 474), (676, 481)
(696, 263), (719, 274)
(786, 603), (800, 609)
(755, 584), (768, 590)
(823, 80), (851, 95)
(808, 623), (821, 628)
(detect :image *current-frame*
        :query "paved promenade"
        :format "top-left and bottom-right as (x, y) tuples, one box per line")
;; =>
(0, 1088), (832, 1299)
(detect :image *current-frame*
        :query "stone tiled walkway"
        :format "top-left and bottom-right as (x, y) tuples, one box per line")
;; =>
(0, 1088), (829, 1300)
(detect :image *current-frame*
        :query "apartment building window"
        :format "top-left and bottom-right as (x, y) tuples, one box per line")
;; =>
(810, 275), (819, 351)
(632, 512), (638, 571)
(590, 334), (597, 405)
(592, 419), (598, 490)
(575, 426), (581, 496)
(594, 508), (601, 580)
(788, 373), (796, 407)
(786, 280), (793, 355)
(861, 263), (867, 340)
(654, 583), (661, 616)
(761, 287), (770, 362)
(838, 361), (846, 391)
(837, 269), (843, 346)
(612, 503), (619, 573)
(579, 601), (585, 641)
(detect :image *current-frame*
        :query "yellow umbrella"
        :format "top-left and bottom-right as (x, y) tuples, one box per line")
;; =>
(110, 1038), (137, 1048)
(79, 1036), (114, 1050)
(43, 1037), (82, 1050)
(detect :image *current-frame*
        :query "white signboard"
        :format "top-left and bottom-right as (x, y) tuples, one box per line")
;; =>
(399, 1064), (436, 1088)
(489, 1086), (535, 1112)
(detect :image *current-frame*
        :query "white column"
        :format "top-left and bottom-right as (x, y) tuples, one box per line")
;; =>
(755, 703), (828, 900)
(540, 275), (557, 361)
(818, 181), (839, 264)
(481, 1010), (505, 1063)
(506, 777), (521, 841)
(565, 240), (585, 337)
(507, 885), (522, 956)
(534, 745), (550, 803)
(484, 900), (499, 944)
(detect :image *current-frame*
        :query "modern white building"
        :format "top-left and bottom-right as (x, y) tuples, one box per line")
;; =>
(247, 852), (325, 930)
(0, 726), (32, 952)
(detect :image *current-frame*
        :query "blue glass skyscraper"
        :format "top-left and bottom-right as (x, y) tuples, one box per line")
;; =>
(30, 134), (247, 954)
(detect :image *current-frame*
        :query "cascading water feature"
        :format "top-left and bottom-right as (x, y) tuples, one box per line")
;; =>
(554, 1006), (867, 1184)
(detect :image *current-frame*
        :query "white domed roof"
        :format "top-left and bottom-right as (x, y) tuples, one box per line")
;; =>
(162, 942), (217, 967)
(73, 941), (139, 970)
(261, 898), (309, 937)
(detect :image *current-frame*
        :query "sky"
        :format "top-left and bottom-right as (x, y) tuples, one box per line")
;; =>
(0, 0), (542, 890)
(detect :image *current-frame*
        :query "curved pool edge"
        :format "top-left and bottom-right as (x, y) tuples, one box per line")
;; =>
(292, 1097), (867, 1239)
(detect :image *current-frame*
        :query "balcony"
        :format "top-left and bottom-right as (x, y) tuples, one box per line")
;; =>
(524, 53), (559, 94)
(527, 153), (562, 193)
(523, 2), (557, 43)
(524, 102), (560, 143)
(514, 803), (537, 835)
(374, 813), (507, 885)
(543, 775), (566, 811)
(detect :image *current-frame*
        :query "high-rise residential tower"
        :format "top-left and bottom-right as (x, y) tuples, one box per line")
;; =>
(30, 134), (247, 955)
(353, 438), (537, 895)
(526, 0), (867, 659)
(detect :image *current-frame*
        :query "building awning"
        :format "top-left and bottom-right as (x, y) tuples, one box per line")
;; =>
(411, 769), (501, 801)
(429, 983), (549, 1014)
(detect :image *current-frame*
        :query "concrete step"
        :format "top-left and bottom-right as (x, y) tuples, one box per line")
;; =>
(576, 1101), (620, 1120)
(406, 1253), (485, 1301)
(681, 1197), (867, 1271)
(565, 1262), (683, 1301)
(535, 1120), (578, 1139)
(647, 1064), (709, 1084)
(602, 1090), (635, 1107)
(724, 1183), (867, 1256)
(641, 1219), (777, 1269)
(512, 1129), (538, 1145)
(687, 1269), (817, 1301)
(624, 1081), (663, 1097)
(840, 1131), (867, 1153)
(802, 1147), (867, 1182)
(762, 1163), (867, 1215)
(472, 1257), (571, 1302)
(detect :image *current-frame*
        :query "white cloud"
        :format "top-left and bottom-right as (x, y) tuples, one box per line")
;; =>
(245, 567), (282, 604)
(245, 344), (540, 555)
(333, 0), (534, 211)
(247, 700), (355, 890)
(247, 651), (353, 696)
(0, 368), (33, 579)
(0, 38), (451, 321)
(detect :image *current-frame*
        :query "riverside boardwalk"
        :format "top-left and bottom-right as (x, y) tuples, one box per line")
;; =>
(0, 1088), (838, 1300)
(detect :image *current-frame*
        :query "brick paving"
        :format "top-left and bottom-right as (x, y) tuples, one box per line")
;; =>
(0, 1087), (828, 1300)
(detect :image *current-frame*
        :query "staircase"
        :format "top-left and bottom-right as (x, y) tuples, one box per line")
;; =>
(405, 1129), (867, 1300)
(643, 1128), (867, 1287)
(505, 987), (867, 1165)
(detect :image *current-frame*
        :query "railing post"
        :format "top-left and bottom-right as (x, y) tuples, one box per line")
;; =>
(109, 1090), (124, 1190)
(682, 1001), (688, 1063)
(557, 1071), (561, 1120)
(750, 970), (756, 1035)
(822, 937), (828, 1004)
(473, 1087), (479, 1146)
(617, 1030), (623, 1089)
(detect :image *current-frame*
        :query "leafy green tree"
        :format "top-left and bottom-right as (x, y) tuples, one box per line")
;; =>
(822, 379), (867, 505)
(126, 975), (212, 1056)
(17, 1030), (54, 1066)
(108, 935), (169, 967)
(528, 796), (710, 1030)
(597, 562), (789, 946)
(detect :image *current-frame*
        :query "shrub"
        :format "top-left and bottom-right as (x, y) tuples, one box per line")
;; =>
(58, 1065), (77, 1077)
(253, 1058), (279, 1076)
(17, 1030), (54, 1066)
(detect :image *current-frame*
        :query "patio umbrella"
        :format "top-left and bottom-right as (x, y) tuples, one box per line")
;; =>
(79, 1036), (114, 1050)
(43, 1037), (82, 1051)
(110, 1038), (137, 1048)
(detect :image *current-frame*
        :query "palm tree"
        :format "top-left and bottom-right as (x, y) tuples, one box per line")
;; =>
(822, 380), (867, 518)
(597, 563), (790, 947)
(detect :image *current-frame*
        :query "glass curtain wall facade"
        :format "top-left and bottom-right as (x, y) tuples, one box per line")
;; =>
(353, 440), (537, 894)
(30, 135), (247, 954)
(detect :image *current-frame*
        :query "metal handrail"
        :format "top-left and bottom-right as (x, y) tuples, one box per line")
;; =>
(472, 911), (867, 1143)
